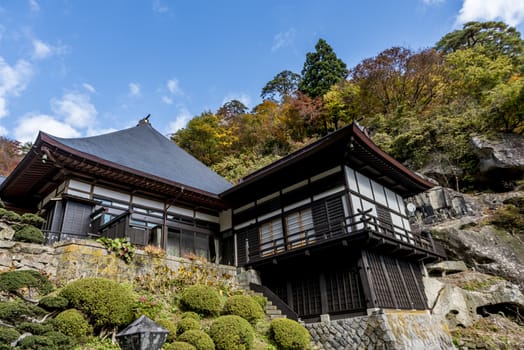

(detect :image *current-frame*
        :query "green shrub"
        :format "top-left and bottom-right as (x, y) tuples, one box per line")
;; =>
(17, 335), (54, 349)
(38, 295), (69, 311)
(209, 315), (254, 350)
(177, 317), (200, 335)
(55, 309), (93, 339)
(18, 331), (75, 350)
(42, 331), (76, 349)
(180, 285), (222, 316)
(181, 311), (201, 320)
(178, 330), (215, 350)
(0, 301), (46, 325)
(252, 295), (267, 310)
(0, 327), (20, 345)
(164, 341), (197, 350)
(13, 225), (45, 244)
(0, 269), (53, 296)
(58, 278), (135, 331)
(0, 208), (21, 222)
(222, 295), (264, 325)
(269, 318), (310, 350)
(16, 321), (54, 335)
(156, 318), (177, 343)
(20, 213), (46, 228)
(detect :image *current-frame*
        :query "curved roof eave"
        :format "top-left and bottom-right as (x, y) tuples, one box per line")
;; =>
(221, 123), (434, 198)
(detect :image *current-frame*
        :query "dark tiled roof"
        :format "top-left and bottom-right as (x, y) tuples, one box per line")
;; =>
(46, 122), (232, 195)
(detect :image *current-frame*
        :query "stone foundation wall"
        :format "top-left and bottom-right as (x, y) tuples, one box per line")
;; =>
(0, 239), (237, 287)
(306, 311), (455, 350)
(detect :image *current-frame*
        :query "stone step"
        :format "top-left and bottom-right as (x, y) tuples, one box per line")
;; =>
(265, 308), (282, 316)
(270, 313), (286, 319)
(265, 304), (278, 311)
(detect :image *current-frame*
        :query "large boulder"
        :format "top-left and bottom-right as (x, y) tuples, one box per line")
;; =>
(471, 133), (524, 189)
(425, 271), (524, 328)
(424, 271), (524, 349)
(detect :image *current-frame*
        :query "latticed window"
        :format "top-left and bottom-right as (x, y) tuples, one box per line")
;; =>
(259, 218), (284, 256)
(285, 208), (315, 248)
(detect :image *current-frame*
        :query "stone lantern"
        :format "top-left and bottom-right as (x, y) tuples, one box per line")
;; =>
(116, 315), (169, 350)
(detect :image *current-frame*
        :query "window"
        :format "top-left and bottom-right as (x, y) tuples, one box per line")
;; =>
(285, 208), (314, 248)
(167, 229), (210, 259)
(259, 218), (284, 256)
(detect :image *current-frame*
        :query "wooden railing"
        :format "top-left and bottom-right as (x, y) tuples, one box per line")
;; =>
(248, 209), (444, 263)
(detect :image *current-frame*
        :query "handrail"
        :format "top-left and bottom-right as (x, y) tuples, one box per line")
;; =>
(249, 282), (299, 321)
(248, 210), (440, 262)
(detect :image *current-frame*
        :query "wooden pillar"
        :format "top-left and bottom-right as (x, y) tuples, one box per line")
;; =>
(358, 250), (377, 309)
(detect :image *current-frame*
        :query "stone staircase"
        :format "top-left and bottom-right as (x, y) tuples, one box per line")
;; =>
(247, 290), (287, 321)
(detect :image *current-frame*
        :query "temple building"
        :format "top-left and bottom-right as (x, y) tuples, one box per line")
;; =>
(0, 118), (445, 322)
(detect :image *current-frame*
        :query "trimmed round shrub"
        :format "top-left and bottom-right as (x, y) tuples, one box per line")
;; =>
(222, 295), (264, 325)
(209, 315), (254, 350)
(0, 269), (53, 296)
(156, 318), (177, 342)
(0, 327), (20, 345)
(20, 213), (46, 228)
(16, 321), (54, 335)
(269, 318), (310, 350)
(38, 295), (69, 311)
(58, 278), (135, 330)
(178, 330), (215, 350)
(55, 309), (93, 339)
(180, 285), (222, 316)
(164, 341), (196, 350)
(13, 225), (45, 244)
(0, 301), (46, 325)
(177, 317), (200, 336)
(181, 311), (201, 320)
(252, 295), (267, 309)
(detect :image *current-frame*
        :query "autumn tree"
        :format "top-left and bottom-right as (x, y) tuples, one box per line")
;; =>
(0, 137), (22, 176)
(350, 47), (443, 118)
(299, 39), (348, 98)
(323, 81), (360, 129)
(261, 70), (301, 102)
(171, 112), (236, 166)
(483, 74), (524, 132)
(216, 100), (248, 123)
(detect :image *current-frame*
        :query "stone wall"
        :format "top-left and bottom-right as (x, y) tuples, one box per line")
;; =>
(0, 239), (237, 287)
(306, 311), (455, 350)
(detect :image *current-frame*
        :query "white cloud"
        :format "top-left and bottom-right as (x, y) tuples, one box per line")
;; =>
(0, 125), (7, 136)
(0, 57), (33, 118)
(14, 113), (80, 143)
(167, 78), (183, 95)
(129, 82), (141, 96)
(29, 0), (40, 12)
(271, 28), (296, 52)
(51, 92), (97, 128)
(82, 83), (96, 93)
(222, 93), (252, 108)
(161, 96), (173, 105)
(32, 39), (52, 60)
(167, 106), (192, 133)
(152, 0), (169, 13)
(457, 0), (524, 27)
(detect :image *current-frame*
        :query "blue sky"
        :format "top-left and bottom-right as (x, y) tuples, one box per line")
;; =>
(0, 0), (523, 143)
